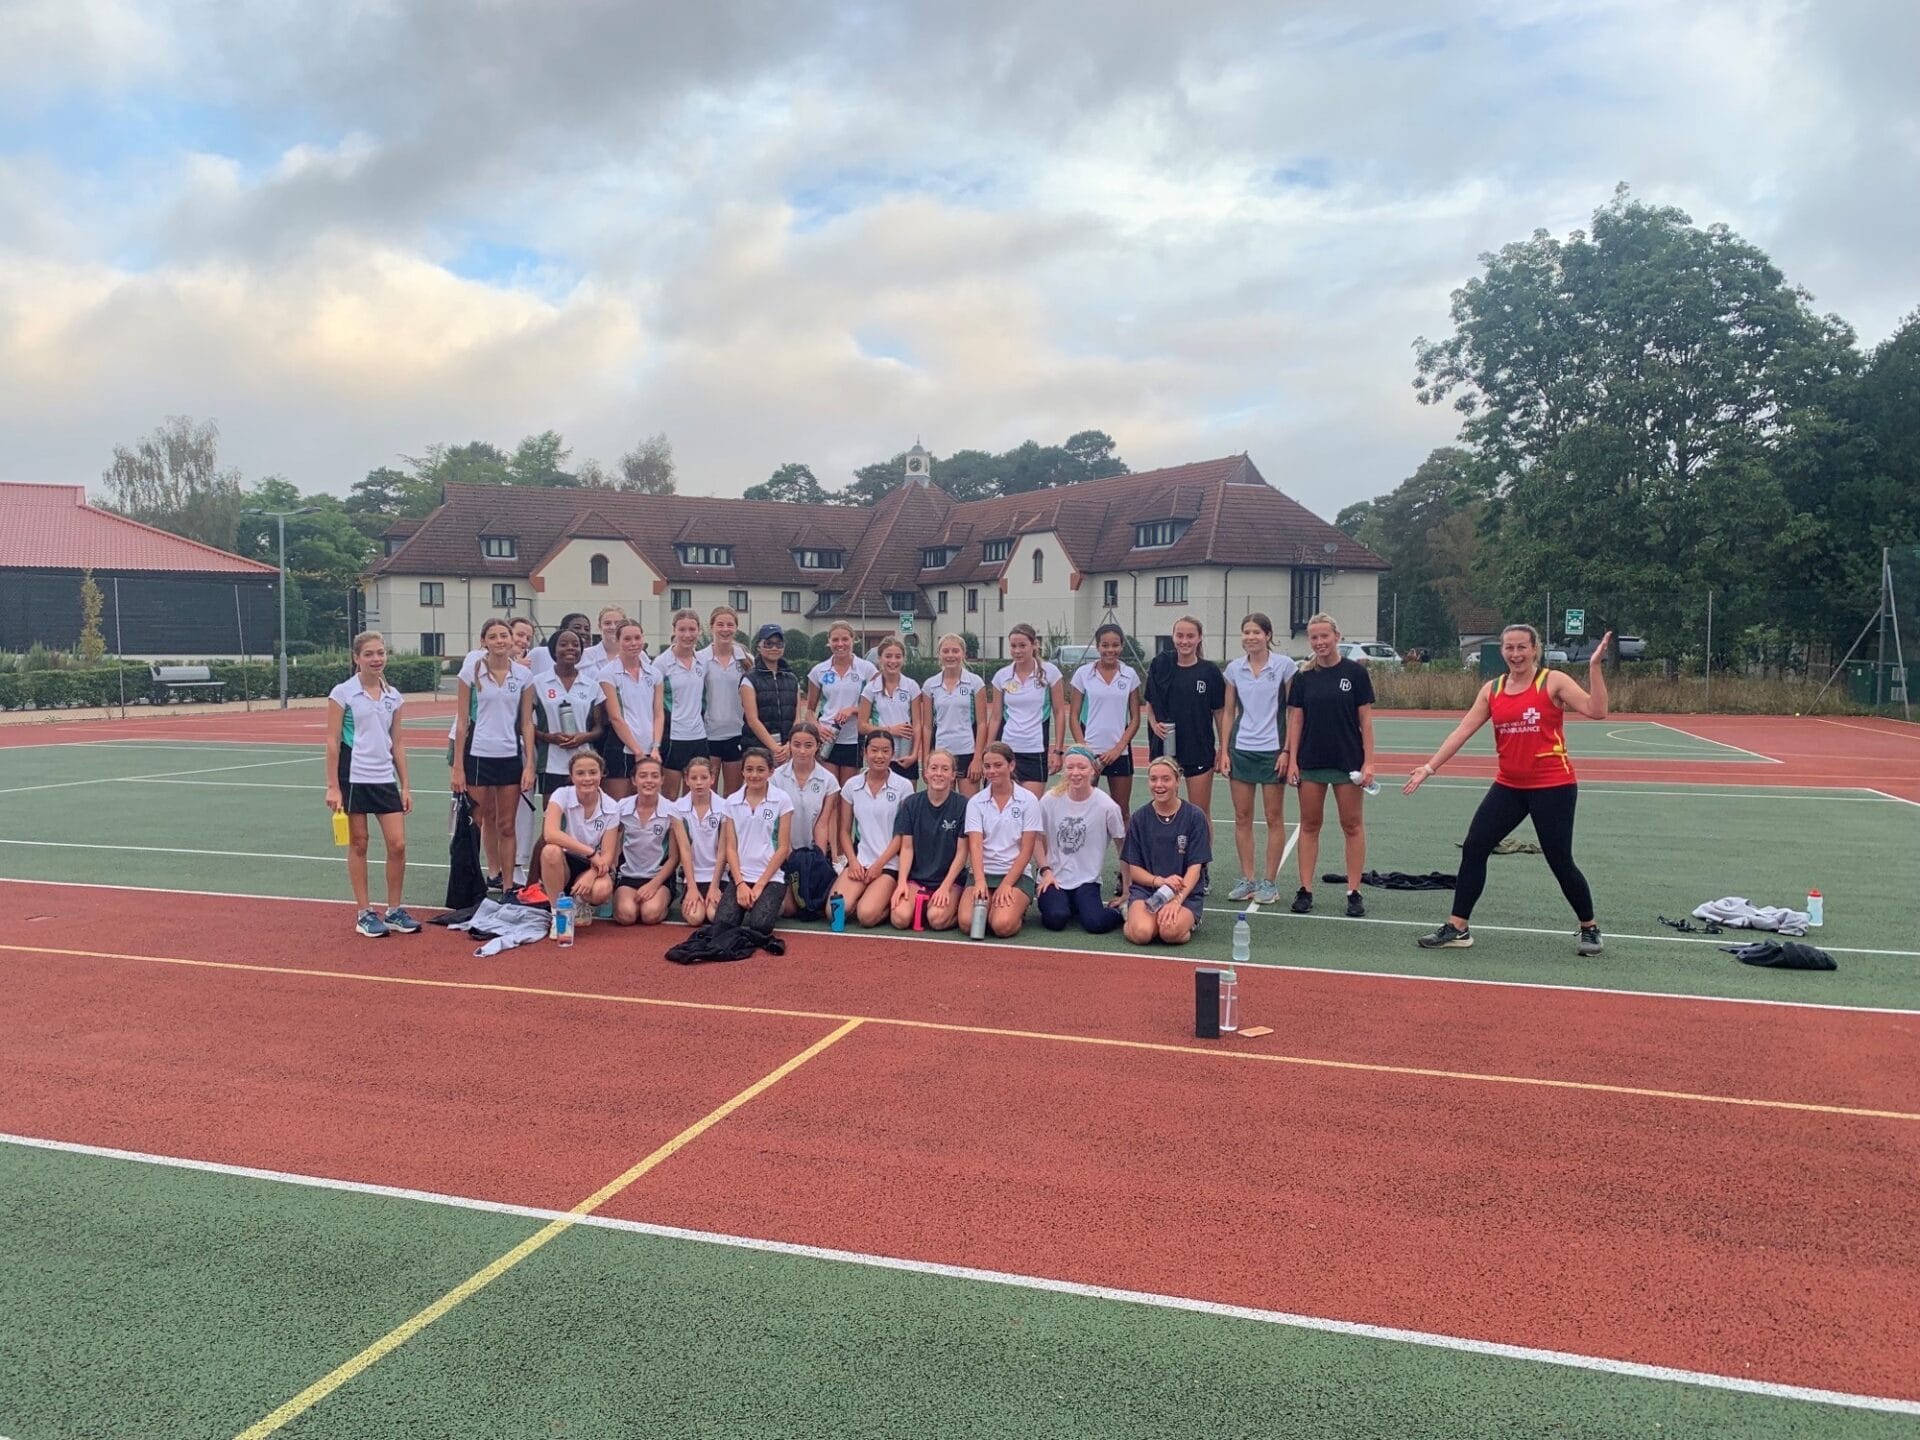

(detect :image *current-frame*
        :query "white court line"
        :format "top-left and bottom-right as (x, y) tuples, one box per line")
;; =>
(1633, 721), (1784, 764)
(0, 755), (314, 796)
(1211, 905), (1920, 959)
(0, 740), (313, 754)
(2, 1132), (1913, 1419)
(1363, 782), (1901, 803)
(1815, 717), (1920, 741)
(2, 876), (1914, 1016)
(1865, 788), (1920, 810)
(0, 837), (448, 869)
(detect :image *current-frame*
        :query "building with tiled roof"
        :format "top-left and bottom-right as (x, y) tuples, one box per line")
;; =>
(0, 482), (278, 655)
(364, 452), (1386, 661)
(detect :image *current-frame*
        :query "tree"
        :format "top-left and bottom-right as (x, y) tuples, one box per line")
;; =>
(346, 465), (440, 535)
(77, 568), (106, 665)
(508, 430), (577, 488)
(1343, 448), (1485, 652)
(744, 462), (832, 505)
(840, 432), (1133, 505)
(618, 433), (677, 494)
(405, 441), (513, 488)
(1063, 429), (1130, 478)
(235, 477), (375, 649)
(1412, 187), (1860, 641)
(99, 415), (246, 550)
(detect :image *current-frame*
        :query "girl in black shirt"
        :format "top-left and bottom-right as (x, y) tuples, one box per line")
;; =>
(1284, 613), (1375, 917)
(1143, 615), (1228, 815)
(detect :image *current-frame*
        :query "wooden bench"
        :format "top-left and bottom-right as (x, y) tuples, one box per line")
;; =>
(149, 665), (226, 704)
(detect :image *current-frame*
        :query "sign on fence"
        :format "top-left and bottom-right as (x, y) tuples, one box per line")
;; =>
(1564, 608), (1585, 637)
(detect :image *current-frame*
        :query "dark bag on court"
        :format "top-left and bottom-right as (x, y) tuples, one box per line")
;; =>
(1720, 940), (1837, 971)
(445, 794), (488, 912)
(665, 922), (786, 964)
(785, 844), (836, 920)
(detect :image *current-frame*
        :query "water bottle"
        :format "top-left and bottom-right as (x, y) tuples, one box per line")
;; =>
(1232, 912), (1251, 966)
(559, 699), (578, 731)
(911, 888), (928, 931)
(830, 894), (847, 933)
(1349, 770), (1381, 796)
(1807, 889), (1824, 927)
(1148, 883), (1175, 910)
(1162, 721), (1176, 758)
(552, 896), (575, 946)
(970, 894), (989, 939)
(331, 808), (350, 847)
(1219, 968), (1239, 1034)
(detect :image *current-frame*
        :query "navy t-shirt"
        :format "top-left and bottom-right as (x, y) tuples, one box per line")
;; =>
(894, 789), (968, 886)
(1287, 659), (1374, 772)
(1121, 800), (1213, 896)
(1144, 655), (1225, 767)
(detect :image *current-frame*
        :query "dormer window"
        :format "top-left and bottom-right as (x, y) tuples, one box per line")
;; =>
(1133, 520), (1189, 550)
(794, 548), (844, 570)
(481, 536), (516, 559)
(982, 539), (1013, 563)
(676, 543), (733, 566)
(920, 546), (959, 569)
(887, 590), (917, 612)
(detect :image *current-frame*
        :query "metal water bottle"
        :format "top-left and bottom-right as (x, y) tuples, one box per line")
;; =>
(559, 699), (578, 731)
(552, 896), (575, 947)
(970, 894), (989, 939)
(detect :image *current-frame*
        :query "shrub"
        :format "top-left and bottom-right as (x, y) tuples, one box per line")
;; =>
(0, 674), (24, 709)
(27, 671), (76, 706)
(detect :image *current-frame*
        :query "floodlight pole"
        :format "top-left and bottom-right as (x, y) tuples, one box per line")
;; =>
(244, 507), (314, 709)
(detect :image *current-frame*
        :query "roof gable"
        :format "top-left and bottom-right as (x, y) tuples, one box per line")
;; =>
(0, 482), (277, 575)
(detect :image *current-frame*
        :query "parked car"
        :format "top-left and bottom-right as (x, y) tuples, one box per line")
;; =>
(1049, 644), (1099, 668)
(1338, 642), (1403, 668)
(1560, 634), (1647, 662)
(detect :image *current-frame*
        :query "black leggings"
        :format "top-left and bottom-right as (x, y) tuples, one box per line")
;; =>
(713, 879), (786, 933)
(1452, 783), (1594, 924)
(1037, 880), (1124, 934)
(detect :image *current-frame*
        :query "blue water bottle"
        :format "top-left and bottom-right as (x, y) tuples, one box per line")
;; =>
(553, 896), (575, 947)
(830, 893), (847, 932)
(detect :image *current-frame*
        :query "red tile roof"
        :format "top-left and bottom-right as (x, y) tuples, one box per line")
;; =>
(0, 483), (277, 575)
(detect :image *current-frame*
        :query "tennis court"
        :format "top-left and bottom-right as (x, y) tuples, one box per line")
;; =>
(2, 707), (1917, 1437)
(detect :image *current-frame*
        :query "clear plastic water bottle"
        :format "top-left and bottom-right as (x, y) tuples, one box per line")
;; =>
(1232, 912), (1251, 966)
(1349, 770), (1381, 796)
(1807, 889), (1824, 927)
(1148, 883), (1176, 910)
(552, 896), (575, 947)
(1219, 968), (1239, 1033)
(970, 894), (989, 939)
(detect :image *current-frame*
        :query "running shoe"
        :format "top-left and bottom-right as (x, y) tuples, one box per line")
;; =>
(486, 873), (504, 893)
(1417, 922), (1473, 949)
(1346, 890), (1366, 918)
(1290, 887), (1313, 914)
(355, 909), (389, 939)
(1577, 925), (1604, 957)
(1254, 880), (1281, 906)
(383, 907), (421, 935)
(1227, 878), (1258, 902)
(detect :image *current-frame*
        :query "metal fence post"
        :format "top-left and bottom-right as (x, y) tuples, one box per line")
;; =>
(1704, 589), (1713, 709)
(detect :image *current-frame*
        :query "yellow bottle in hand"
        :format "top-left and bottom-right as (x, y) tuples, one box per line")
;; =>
(332, 808), (350, 847)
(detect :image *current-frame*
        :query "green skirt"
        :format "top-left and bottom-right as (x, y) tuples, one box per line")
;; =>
(1298, 767), (1354, 787)
(1230, 747), (1282, 784)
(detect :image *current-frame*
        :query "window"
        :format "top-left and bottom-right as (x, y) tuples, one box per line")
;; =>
(966, 588), (979, 613)
(676, 543), (732, 567)
(670, 587), (691, 610)
(420, 633), (446, 657)
(937, 590), (949, 614)
(1290, 568), (1322, 634)
(418, 582), (444, 607)
(887, 590), (917, 612)
(794, 549), (843, 570)
(1133, 519), (1189, 550)
(921, 546), (958, 569)
(1102, 579), (1118, 608)
(729, 589), (750, 611)
(1154, 575), (1187, 605)
(384, 536), (406, 556)
(781, 591), (801, 614)
(481, 536), (516, 559)
(982, 539), (1013, 563)
(589, 554), (610, 586)
(491, 583), (516, 608)
(1032, 549), (1044, 584)
(815, 591), (840, 610)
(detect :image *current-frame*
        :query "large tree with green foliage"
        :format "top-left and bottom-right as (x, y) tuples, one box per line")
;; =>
(235, 477), (374, 650)
(1339, 447), (1485, 653)
(99, 415), (246, 551)
(743, 462), (832, 505)
(1413, 187), (1860, 648)
(838, 431), (1131, 506)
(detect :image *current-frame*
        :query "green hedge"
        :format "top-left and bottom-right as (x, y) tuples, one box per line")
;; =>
(0, 654), (440, 710)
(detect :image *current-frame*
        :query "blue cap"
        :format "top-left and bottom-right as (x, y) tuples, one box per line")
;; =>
(754, 623), (785, 644)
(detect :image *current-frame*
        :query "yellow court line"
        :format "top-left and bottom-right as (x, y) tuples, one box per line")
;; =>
(5, 943), (1918, 1124)
(232, 1016), (863, 1439)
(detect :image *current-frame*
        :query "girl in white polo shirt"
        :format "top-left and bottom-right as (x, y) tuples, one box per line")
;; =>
(538, 750), (621, 929)
(657, 609), (712, 800)
(989, 623), (1065, 796)
(1220, 611), (1298, 905)
(698, 605), (752, 795)
(612, 755), (680, 928)
(922, 632), (988, 795)
(325, 631), (416, 940)
(1068, 622), (1143, 814)
(713, 746), (795, 932)
(669, 755), (728, 927)
(963, 742), (1045, 937)
(858, 636), (923, 782)
(599, 620), (664, 802)
(830, 730), (915, 927)
(452, 617), (536, 895)
(806, 620), (878, 781)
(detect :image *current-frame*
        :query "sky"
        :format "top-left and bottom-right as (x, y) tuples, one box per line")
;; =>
(1, 0), (1915, 520)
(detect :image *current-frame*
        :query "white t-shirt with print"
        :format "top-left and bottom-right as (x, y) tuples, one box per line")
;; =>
(1040, 788), (1127, 891)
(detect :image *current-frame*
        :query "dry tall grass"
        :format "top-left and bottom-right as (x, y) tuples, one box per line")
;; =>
(1370, 667), (1900, 716)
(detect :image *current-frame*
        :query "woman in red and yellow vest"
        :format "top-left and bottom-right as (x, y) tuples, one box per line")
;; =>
(1403, 625), (1612, 955)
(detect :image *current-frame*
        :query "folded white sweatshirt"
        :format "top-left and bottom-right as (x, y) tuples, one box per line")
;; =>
(1693, 896), (1810, 937)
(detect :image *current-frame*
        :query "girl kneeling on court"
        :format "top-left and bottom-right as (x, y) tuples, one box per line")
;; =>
(831, 729), (915, 927)
(962, 742), (1044, 937)
(612, 755), (679, 927)
(326, 631), (417, 939)
(1036, 746), (1126, 934)
(539, 751), (621, 929)
(714, 747), (795, 932)
(1121, 757), (1212, 946)
(669, 755), (727, 927)
(889, 748), (969, 930)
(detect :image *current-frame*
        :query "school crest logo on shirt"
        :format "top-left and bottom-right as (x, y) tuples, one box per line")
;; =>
(1196, 680), (1207, 693)
(940, 817), (957, 832)
(1338, 678), (1352, 692)
(1176, 834), (1189, 855)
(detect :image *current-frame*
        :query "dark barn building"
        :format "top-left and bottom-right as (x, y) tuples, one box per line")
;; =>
(0, 482), (278, 657)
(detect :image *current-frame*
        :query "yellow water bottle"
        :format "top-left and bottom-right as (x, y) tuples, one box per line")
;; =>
(332, 808), (350, 847)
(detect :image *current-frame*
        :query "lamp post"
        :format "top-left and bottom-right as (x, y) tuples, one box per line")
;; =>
(244, 507), (314, 708)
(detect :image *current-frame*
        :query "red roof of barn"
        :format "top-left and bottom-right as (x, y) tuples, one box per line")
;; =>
(0, 483), (276, 574)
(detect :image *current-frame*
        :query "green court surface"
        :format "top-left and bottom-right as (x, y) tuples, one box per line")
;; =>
(1, 739), (1914, 1010)
(6, 1144), (1913, 1440)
